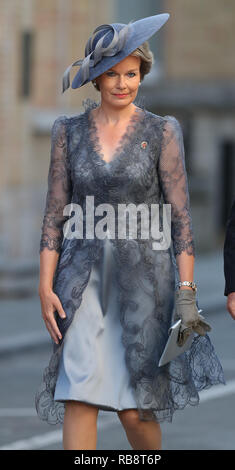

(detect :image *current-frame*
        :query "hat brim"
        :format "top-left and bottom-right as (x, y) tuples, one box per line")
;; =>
(71, 13), (169, 89)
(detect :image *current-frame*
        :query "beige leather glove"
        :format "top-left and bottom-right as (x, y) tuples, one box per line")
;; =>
(174, 289), (212, 347)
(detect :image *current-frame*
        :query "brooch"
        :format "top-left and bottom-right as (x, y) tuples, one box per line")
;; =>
(140, 141), (148, 149)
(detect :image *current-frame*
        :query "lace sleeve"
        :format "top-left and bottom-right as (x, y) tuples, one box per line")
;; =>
(157, 115), (195, 257)
(39, 115), (73, 254)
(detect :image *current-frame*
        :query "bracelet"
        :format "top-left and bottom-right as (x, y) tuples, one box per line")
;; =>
(178, 281), (197, 292)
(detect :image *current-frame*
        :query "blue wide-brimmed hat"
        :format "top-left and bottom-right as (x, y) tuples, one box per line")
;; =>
(62, 13), (170, 93)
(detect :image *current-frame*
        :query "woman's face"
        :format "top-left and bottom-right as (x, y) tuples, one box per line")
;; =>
(95, 55), (141, 107)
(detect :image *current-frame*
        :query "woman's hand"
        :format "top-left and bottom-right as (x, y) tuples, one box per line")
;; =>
(173, 288), (212, 346)
(226, 292), (235, 320)
(38, 286), (67, 344)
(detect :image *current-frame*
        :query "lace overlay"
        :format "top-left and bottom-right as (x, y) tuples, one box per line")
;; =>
(39, 116), (73, 253)
(157, 116), (196, 257)
(36, 97), (225, 425)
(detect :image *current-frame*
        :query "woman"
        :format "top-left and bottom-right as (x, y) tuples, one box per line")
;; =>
(36, 13), (225, 450)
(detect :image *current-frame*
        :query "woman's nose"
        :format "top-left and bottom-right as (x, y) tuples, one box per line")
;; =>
(117, 75), (127, 88)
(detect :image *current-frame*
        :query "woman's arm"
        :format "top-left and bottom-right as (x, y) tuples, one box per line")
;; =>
(38, 116), (73, 343)
(38, 249), (65, 344)
(176, 251), (194, 290)
(38, 250), (59, 293)
(157, 115), (195, 290)
(39, 115), (72, 255)
(224, 198), (235, 296)
(223, 198), (235, 319)
(157, 116), (212, 344)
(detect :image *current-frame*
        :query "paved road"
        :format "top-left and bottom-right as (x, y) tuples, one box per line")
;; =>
(0, 305), (234, 450)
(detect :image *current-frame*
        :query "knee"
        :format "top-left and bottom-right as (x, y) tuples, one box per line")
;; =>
(118, 409), (161, 434)
(117, 409), (146, 433)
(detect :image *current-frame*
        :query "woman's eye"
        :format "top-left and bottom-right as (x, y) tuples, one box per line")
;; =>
(106, 72), (136, 77)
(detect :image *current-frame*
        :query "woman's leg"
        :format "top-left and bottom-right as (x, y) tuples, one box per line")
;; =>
(63, 400), (99, 450)
(117, 409), (162, 450)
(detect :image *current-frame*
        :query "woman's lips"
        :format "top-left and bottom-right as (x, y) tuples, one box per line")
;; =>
(114, 94), (129, 98)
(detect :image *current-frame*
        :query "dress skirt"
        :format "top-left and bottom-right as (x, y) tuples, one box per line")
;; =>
(54, 235), (138, 411)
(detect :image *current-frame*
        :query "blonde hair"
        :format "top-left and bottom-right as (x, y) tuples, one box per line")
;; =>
(92, 41), (154, 91)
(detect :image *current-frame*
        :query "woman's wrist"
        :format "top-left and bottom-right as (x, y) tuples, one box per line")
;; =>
(179, 286), (193, 290)
(178, 281), (197, 292)
(38, 283), (53, 296)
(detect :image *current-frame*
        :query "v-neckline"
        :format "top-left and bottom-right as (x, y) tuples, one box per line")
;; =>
(86, 104), (146, 167)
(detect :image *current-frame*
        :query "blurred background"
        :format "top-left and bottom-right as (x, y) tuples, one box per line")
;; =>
(0, 0), (235, 451)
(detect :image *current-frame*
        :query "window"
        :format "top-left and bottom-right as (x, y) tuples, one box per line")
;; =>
(20, 31), (34, 98)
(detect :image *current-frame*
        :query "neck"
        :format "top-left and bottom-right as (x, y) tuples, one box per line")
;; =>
(94, 100), (137, 126)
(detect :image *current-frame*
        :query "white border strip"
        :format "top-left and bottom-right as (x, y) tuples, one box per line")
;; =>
(0, 430), (63, 450)
(0, 416), (116, 450)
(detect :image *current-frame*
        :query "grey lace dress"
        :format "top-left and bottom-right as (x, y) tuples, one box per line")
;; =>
(35, 97), (225, 425)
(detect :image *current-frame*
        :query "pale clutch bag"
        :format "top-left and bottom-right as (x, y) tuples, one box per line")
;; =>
(158, 309), (203, 367)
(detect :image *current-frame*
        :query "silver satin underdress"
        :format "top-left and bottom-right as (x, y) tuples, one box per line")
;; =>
(54, 233), (137, 410)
